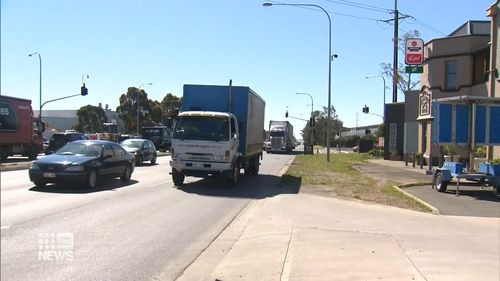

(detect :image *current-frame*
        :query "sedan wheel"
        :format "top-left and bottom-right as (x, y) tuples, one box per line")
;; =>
(33, 180), (46, 188)
(151, 154), (157, 165)
(136, 155), (143, 166)
(121, 165), (132, 182)
(87, 170), (97, 188)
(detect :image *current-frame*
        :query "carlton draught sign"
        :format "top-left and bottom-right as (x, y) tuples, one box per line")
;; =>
(405, 38), (424, 65)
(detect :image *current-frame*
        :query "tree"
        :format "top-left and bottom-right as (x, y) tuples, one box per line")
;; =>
(376, 123), (384, 138)
(380, 30), (421, 96)
(160, 93), (182, 128)
(74, 105), (108, 133)
(116, 87), (153, 133)
(302, 106), (343, 147)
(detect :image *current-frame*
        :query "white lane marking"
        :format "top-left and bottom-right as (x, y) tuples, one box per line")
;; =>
(1, 225), (11, 230)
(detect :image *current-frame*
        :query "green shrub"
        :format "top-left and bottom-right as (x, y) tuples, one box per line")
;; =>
(475, 146), (486, 158)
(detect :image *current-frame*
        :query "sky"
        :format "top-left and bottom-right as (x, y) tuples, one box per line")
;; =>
(1, 0), (495, 138)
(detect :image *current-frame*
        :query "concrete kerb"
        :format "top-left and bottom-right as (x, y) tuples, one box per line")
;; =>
(392, 184), (440, 215)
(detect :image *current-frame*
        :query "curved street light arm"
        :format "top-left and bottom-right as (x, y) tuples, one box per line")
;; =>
(264, 2), (332, 161)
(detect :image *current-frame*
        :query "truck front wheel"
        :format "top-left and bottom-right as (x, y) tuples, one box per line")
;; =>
(225, 162), (240, 187)
(172, 169), (185, 186)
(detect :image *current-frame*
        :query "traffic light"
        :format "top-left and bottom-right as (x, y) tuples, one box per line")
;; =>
(309, 117), (315, 127)
(285, 110), (288, 118)
(362, 105), (369, 114)
(81, 84), (88, 96)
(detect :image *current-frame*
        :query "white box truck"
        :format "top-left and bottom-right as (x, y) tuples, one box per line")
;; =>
(169, 83), (265, 186)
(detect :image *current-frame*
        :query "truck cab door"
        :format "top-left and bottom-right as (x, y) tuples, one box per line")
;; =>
(230, 117), (239, 152)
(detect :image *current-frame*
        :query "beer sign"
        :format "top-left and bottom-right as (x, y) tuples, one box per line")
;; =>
(405, 38), (424, 65)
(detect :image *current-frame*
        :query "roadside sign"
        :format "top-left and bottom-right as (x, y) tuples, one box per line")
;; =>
(405, 38), (424, 65)
(405, 66), (423, 73)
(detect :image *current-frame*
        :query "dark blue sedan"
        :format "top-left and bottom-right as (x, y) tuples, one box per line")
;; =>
(29, 140), (135, 188)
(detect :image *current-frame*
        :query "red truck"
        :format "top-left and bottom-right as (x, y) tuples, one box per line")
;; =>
(0, 95), (45, 161)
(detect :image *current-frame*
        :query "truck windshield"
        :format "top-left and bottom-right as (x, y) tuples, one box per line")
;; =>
(174, 116), (229, 141)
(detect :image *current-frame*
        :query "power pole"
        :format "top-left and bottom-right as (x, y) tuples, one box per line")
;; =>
(392, 0), (399, 103)
(382, 0), (409, 103)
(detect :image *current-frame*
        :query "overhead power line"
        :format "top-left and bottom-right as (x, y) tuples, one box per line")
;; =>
(322, 0), (391, 13)
(403, 14), (446, 36)
(269, 0), (386, 22)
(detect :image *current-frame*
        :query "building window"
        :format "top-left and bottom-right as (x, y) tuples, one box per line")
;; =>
(389, 123), (397, 153)
(445, 61), (458, 90)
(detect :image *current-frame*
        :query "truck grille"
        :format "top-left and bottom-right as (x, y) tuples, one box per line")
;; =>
(270, 138), (283, 149)
(186, 153), (212, 161)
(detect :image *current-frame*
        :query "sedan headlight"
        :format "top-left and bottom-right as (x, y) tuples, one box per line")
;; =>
(65, 165), (84, 172)
(30, 163), (39, 170)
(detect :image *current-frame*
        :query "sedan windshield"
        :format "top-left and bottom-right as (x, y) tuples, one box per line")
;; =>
(121, 140), (144, 149)
(174, 116), (229, 141)
(56, 142), (103, 156)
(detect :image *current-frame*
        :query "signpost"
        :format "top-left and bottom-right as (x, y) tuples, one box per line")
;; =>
(405, 66), (423, 73)
(405, 38), (424, 65)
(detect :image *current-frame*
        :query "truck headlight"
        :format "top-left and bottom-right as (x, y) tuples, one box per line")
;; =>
(174, 153), (185, 160)
(30, 163), (39, 170)
(213, 155), (225, 161)
(65, 165), (84, 172)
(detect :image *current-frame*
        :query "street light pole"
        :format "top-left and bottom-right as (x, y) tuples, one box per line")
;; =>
(296, 93), (314, 146)
(137, 83), (152, 136)
(29, 52), (42, 119)
(365, 75), (386, 119)
(263, 2), (332, 162)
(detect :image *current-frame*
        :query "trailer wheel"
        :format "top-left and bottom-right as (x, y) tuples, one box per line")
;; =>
(250, 157), (259, 176)
(434, 172), (448, 192)
(172, 169), (185, 186)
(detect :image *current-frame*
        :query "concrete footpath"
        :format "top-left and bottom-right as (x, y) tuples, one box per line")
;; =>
(176, 194), (499, 281)
(174, 159), (500, 281)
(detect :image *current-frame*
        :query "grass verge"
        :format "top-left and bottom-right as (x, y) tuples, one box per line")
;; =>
(283, 153), (432, 212)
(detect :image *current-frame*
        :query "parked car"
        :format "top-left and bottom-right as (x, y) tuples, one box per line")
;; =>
(120, 138), (157, 166)
(45, 131), (87, 155)
(117, 134), (139, 143)
(29, 140), (135, 188)
(263, 140), (271, 151)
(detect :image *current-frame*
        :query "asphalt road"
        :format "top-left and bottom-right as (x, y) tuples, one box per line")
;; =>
(1, 153), (296, 281)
